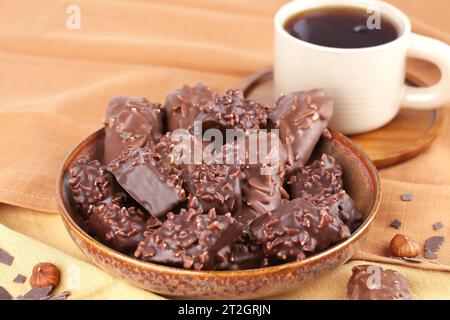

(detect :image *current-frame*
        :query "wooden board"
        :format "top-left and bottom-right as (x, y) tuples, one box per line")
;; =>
(239, 67), (445, 168)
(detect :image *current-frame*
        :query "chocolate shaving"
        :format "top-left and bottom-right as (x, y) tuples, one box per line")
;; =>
(401, 257), (423, 264)
(0, 248), (14, 266)
(13, 274), (27, 284)
(0, 286), (13, 300)
(433, 222), (444, 231)
(389, 219), (402, 229)
(424, 236), (444, 259)
(17, 286), (53, 300)
(400, 193), (414, 201)
(41, 291), (71, 300)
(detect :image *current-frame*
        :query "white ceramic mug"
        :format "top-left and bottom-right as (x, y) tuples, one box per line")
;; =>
(274, 0), (450, 134)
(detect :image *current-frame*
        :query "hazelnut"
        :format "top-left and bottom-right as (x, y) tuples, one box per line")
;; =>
(389, 234), (420, 258)
(30, 262), (60, 289)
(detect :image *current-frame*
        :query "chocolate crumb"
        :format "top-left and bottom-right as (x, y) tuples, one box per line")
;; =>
(400, 193), (414, 201)
(433, 222), (444, 231)
(0, 248), (14, 266)
(17, 286), (53, 300)
(389, 219), (402, 229)
(424, 236), (444, 259)
(401, 257), (423, 264)
(41, 291), (71, 300)
(0, 286), (13, 300)
(13, 274), (27, 284)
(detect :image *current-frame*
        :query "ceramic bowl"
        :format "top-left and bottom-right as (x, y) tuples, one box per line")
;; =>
(56, 128), (381, 299)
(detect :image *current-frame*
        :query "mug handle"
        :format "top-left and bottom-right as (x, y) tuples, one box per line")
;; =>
(402, 33), (450, 109)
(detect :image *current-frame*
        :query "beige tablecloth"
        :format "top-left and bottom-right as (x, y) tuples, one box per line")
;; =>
(0, 0), (449, 299)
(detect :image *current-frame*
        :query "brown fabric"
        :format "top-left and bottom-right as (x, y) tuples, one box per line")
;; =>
(0, 0), (449, 299)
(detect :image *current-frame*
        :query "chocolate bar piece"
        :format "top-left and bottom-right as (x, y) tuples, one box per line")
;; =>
(88, 203), (148, 254)
(104, 96), (163, 163)
(322, 190), (362, 232)
(289, 154), (361, 231)
(108, 147), (186, 219)
(240, 132), (289, 214)
(135, 209), (243, 270)
(164, 83), (215, 131)
(186, 163), (242, 215)
(68, 158), (126, 217)
(216, 242), (267, 271)
(347, 265), (412, 300)
(269, 89), (333, 173)
(195, 89), (269, 133)
(249, 198), (350, 262)
(289, 154), (343, 201)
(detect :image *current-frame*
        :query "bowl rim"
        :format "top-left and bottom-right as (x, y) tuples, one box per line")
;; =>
(56, 128), (381, 278)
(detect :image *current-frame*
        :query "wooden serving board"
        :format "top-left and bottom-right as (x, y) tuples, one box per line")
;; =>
(238, 67), (445, 168)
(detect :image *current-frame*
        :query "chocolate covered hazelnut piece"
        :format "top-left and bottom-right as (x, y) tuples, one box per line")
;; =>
(164, 83), (215, 131)
(68, 158), (126, 217)
(249, 198), (350, 262)
(195, 89), (269, 134)
(269, 89), (333, 173)
(289, 154), (343, 201)
(289, 154), (361, 231)
(135, 208), (243, 270)
(88, 203), (148, 254)
(104, 96), (163, 163)
(347, 265), (412, 300)
(216, 242), (267, 271)
(186, 163), (242, 215)
(240, 132), (289, 214)
(322, 191), (362, 232)
(108, 147), (186, 219)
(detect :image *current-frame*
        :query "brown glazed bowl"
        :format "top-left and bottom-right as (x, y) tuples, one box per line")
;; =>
(56, 128), (381, 299)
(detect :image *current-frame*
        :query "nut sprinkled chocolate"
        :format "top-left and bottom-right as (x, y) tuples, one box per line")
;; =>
(321, 191), (362, 232)
(289, 154), (343, 201)
(68, 158), (126, 217)
(104, 96), (163, 163)
(347, 265), (412, 300)
(250, 198), (350, 262)
(186, 163), (242, 215)
(216, 242), (267, 271)
(195, 89), (269, 133)
(241, 132), (289, 214)
(135, 208), (243, 270)
(164, 83), (215, 131)
(108, 147), (186, 219)
(88, 203), (149, 253)
(269, 89), (333, 173)
(289, 154), (361, 231)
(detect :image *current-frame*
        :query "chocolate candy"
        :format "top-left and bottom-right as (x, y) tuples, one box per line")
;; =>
(234, 206), (259, 231)
(195, 89), (269, 133)
(289, 154), (361, 231)
(135, 208), (243, 270)
(68, 158), (126, 217)
(289, 154), (343, 201)
(240, 132), (289, 214)
(322, 190), (362, 232)
(249, 198), (350, 262)
(164, 83), (215, 131)
(269, 89), (333, 173)
(108, 147), (186, 219)
(216, 242), (267, 271)
(88, 203), (148, 254)
(104, 96), (163, 163)
(347, 265), (412, 300)
(186, 163), (242, 215)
